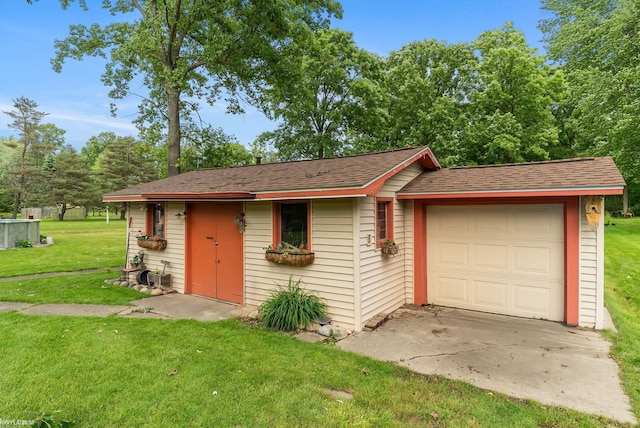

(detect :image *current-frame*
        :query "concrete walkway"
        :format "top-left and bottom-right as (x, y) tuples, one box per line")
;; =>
(0, 294), (253, 322)
(338, 306), (636, 425)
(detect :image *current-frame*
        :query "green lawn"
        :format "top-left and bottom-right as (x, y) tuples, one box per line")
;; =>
(0, 217), (126, 277)
(0, 217), (637, 426)
(602, 217), (640, 417)
(0, 271), (145, 305)
(0, 314), (621, 428)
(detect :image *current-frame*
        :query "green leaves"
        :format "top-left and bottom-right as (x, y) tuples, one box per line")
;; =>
(51, 0), (342, 175)
(541, 0), (640, 209)
(259, 276), (328, 332)
(255, 28), (379, 160)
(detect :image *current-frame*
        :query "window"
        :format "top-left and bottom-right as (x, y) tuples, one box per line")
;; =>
(376, 198), (393, 247)
(273, 202), (310, 250)
(146, 203), (165, 239)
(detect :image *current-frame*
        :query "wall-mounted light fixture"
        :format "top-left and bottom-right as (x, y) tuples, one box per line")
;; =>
(175, 210), (187, 218)
(234, 212), (246, 233)
(139, 204), (145, 211)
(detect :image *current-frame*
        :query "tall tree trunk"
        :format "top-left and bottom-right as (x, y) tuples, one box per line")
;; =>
(12, 192), (20, 219)
(167, 87), (181, 176)
(58, 205), (66, 221)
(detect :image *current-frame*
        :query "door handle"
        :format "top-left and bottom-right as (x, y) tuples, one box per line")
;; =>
(206, 236), (214, 240)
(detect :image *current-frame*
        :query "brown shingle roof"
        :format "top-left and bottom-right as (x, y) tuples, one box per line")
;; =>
(398, 156), (625, 197)
(104, 146), (437, 201)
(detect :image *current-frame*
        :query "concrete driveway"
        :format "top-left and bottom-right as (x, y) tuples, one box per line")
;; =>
(338, 306), (635, 424)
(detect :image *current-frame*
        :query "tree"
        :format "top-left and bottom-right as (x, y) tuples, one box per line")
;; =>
(0, 139), (20, 214)
(50, 146), (93, 220)
(540, 0), (640, 209)
(255, 28), (382, 160)
(51, 0), (342, 176)
(82, 132), (118, 168)
(2, 97), (50, 218)
(365, 39), (476, 165)
(465, 24), (564, 164)
(92, 136), (159, 219)
(181, 126), (253, 171)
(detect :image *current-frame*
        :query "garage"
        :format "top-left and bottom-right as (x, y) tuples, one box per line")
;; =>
(427, 204), (565, 321)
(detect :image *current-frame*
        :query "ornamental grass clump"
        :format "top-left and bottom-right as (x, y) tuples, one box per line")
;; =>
(259, 276), (327, 332)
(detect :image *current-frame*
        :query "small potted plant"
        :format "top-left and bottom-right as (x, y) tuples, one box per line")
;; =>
(129, 255), (141, 268)
(380, 238), (398, 257)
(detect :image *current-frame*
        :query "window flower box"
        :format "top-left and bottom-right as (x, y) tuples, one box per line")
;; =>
(137, 238), (167, 251)
(264, 242), (314, 267)
(265, 251), (315, 267)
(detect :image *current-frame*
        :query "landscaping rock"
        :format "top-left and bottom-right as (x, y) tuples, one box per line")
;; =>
(305, 323), (320, 332)
(317, 325), (349, 341)
(151, 288), (163, 296)
(140, 287), (150, 294)
(133, 284), (143, 291)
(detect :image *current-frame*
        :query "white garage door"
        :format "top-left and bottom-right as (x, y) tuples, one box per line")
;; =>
(427, 204), (565, 321)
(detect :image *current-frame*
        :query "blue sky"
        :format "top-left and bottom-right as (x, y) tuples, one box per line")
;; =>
(0, 1), (548, 151)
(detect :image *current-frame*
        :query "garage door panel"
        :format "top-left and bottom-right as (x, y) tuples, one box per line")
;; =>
(512, 284), (554, 316)
(433, 209), (469, 233)
(434, 277), (468, 303)
(474, 244), (508, 271)
(427, 205), (565, 321)
(473, 280), (508, 308)
(514, 205), (564, 238)
(475, 209), (508, 234)
(513, 244), (563, 277)
(437, 242), (468, 267)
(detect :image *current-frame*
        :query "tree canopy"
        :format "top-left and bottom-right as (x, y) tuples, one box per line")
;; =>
(2, 97), (64, 217)
(540, 0), (640, 209)
(254, 28), (382, 160)
(51, 0), (342, 176)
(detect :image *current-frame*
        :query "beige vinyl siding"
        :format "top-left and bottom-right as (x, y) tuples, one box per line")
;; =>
(359, 163), (423, 326)
(579, 196), (604, 328)
(244, 199), (356, 329)
(125, 202), (186, 292)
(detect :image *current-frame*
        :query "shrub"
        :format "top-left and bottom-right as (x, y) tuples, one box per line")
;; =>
(16, 239), (33, 248)
(259, 276), (327, 332)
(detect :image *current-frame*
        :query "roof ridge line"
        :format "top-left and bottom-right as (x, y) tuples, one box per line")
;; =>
(448, 157), (597, 170)
(195, 146), (427, 171)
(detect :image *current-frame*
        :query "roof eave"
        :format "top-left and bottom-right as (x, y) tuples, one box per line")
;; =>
(397, 186), (625, 200)
(103, 191), (254, 202)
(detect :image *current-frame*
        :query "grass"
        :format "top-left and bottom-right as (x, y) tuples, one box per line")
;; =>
(0, 217), (126, 277)
(602, 217), (640, 417)
(0, 271), (145, 305)
(0, 217), (637, 426)
(0, 314), (622, 428)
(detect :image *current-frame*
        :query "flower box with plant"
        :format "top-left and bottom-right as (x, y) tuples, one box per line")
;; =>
(264, 242), (315, 267)
(135, 230), (167, 250)
(380, 238), (398, 257)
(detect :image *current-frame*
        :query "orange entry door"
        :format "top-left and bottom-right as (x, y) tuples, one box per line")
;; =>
(187, 202), (243, 304)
